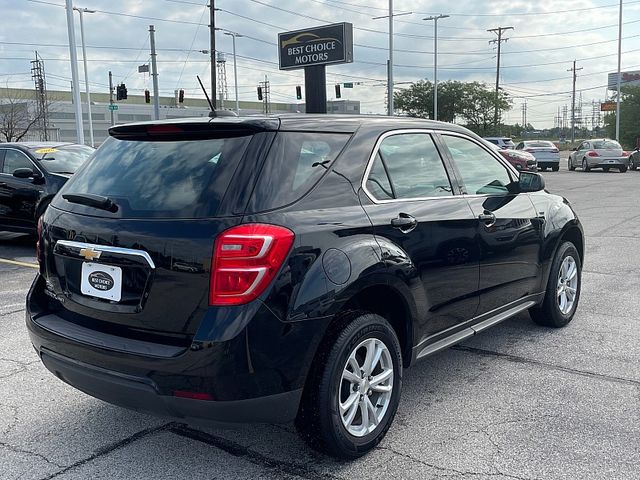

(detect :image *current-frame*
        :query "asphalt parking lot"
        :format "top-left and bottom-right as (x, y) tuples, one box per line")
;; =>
(1, 161), (639, 480)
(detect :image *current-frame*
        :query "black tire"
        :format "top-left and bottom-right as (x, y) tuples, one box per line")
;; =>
(603, 167), (610, 172)
(530, 242), (581, 328)
(582, 158), (590, 172)
(631, 161), (637, 171)
(552, 165), (560, 172)
(295, 312), (403, 459)
(540, 167), (547, 172)
(568, 158), (576, 171)
(619, 165), (627, 173)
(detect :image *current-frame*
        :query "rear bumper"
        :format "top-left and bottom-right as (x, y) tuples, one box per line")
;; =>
(588, 158), (627, 168)
(537, 159), (560, 168)
(26, 274), (322, 424)
(38, 347), (301, 424)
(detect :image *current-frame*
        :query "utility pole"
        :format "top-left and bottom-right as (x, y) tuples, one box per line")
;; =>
(373, 2), (412, 116)
(222, 31), (243, 114)
(424, 14), (449, 121)
(149, 25), (160, 120)
(615, 0), (623, 142)
(488, 26), (513, 134)
(74, 7), (95, 147)
(568, 60), (583, 144)
(521, 101), (527, 136)
(209, 0), (217, 108)
(64, 0), (84, 145)
(259, 76), (270, 115)
(108, 71), (114, 126)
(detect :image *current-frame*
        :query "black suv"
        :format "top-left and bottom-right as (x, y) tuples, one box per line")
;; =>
(0, 142), (94, 234)
(27, 116), (584, 458)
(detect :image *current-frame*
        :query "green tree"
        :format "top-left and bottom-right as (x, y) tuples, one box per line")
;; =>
(604, 85), (640, 149)
(394, 80), (511, 135)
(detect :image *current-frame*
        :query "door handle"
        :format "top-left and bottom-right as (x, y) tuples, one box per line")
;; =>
(478, 211), (496, 227)
(391, 213), (418, 232)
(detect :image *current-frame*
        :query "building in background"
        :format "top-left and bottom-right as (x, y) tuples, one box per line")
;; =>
(0, 88), (360, 145)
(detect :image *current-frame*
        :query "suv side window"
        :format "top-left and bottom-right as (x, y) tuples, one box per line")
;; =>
(365, 133), (453, 201)
(2, 149), (33, 174)
(441, 135), (514, 195)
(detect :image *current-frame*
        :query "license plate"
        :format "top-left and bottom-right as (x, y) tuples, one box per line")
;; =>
(607, 160), (616, 163)
(80, 262), (122, 302)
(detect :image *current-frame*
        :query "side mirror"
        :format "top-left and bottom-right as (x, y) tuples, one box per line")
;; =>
(519, 171), (545, 193)
(571, 147), (578, 151)
(12, 168), (43, 181)
(13, 167), (34, 179)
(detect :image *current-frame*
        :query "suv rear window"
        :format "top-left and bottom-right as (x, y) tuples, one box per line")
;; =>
(248, 132), (350, 212)
(57, 135), (252, 218)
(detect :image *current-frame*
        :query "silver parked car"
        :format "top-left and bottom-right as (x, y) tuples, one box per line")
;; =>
(483, 137), (516, 149)
(515, 141), (560, 171)
(569, 139), (628, 173)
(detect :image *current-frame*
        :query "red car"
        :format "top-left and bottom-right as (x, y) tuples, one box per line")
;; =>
(485, 142), (537, 171)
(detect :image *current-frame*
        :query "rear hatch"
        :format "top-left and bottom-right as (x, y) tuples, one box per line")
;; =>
(593, 139), (624, 158)
(524, 142), (559, 160)
(43, 119), (277, 342)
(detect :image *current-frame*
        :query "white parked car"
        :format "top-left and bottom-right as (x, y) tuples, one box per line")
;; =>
(515, 141), (560, 172)
(483, 137), (516, 149)
(568, 139), (628, 173)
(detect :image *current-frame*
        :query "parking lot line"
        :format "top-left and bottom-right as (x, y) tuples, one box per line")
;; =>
(0, 258), (38, 268)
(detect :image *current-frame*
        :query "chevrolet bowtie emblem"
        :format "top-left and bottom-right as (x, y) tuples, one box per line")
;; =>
(79, 248), (102, 261)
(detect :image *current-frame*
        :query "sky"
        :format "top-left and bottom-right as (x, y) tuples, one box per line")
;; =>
(1, 0), (640, 128)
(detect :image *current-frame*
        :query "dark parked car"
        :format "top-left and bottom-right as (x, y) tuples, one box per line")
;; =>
(0, 142), (94, 234)
(27, 116), (584, 459)
(485, 141), (537, 171)
(628, 147), (640, 170)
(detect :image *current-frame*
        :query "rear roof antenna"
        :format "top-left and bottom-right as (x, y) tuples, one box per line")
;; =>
(197, 75), (216, 117)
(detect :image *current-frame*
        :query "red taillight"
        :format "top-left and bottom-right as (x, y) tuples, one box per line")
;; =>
(36, 216), (44, 267)
(587, 151), (600, 157)
(209, 224), (294, 306)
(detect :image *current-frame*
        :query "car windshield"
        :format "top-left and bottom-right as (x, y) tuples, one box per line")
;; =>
(33, 145), (95, 174)
(593, 140), (621, 150)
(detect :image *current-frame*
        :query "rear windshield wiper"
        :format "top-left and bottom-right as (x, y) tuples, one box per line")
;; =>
(62, 193), (118, 212)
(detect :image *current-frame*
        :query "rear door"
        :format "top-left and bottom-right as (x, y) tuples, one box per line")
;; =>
(439, 133), (543, 316)
(360, 130), (479, 340)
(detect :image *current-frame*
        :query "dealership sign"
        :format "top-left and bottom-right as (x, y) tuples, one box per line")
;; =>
(278, 23), (353, 70)
(600, 102), (616, 112)
(607, 71), (640, 90)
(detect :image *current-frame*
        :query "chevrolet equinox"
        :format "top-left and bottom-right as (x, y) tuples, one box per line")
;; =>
(27, 115), (584, 458)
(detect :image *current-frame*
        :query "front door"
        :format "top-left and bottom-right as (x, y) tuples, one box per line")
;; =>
(438, 133), (543, 316)
(360, 131), (480, 343)
(0, 148), (42, 231)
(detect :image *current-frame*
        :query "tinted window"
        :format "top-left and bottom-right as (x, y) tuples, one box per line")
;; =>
(524, 141), (554, 148)
(249, 132), (350, 212)
(366, 133), (452, 200)
(2, 150), (33, 174)
(58, 135), (252, 218)
(32, 145), (94, 174)
(442, 135), (513, 195)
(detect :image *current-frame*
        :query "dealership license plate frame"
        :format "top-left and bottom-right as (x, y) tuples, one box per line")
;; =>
(80, 262), (122, 302)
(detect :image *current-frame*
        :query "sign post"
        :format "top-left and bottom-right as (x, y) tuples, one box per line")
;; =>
(278, 23), (353, 114)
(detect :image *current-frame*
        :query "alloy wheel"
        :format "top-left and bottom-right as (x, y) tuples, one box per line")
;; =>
(557, 256), (578, 315)
(338, 338), (394, 437)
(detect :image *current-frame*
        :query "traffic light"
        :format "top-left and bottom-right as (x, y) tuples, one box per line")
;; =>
(116, 83), (128, 100)
(257, 86), (263, 100)
(335, 84), (341, 99)
(144, 89), (150, 104)
(296, 85), (302, 100)
(178, 89), (184, 103)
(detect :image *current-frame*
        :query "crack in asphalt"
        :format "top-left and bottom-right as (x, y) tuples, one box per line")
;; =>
(0, 441), (65, 469)
(39, 423), (175, 480)
(378, 445), (537, 480)
(0, 307), (26, 317)
(169, 423), (341, 480)
(451, 345), (640, 387)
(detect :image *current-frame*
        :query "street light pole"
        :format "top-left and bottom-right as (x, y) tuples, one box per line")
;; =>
(373, 3), (412, 116)
(424, 14), (449, 121)
(615, 0), (623, 142)
(73, 6), (95, 147)
(223, 31), (243, 115)
(64, 0), (84, 145)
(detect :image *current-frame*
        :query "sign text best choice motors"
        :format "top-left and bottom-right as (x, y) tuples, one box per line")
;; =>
(288, 41), (338, 65)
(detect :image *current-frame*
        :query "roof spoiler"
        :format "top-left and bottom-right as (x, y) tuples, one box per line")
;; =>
(196, 75), (238, 118)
